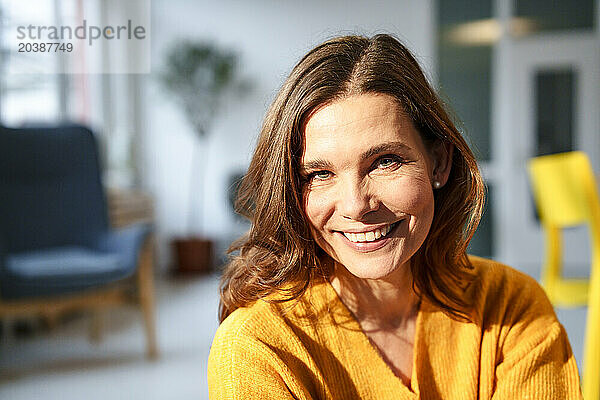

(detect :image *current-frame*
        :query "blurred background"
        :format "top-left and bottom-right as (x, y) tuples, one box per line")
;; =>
(0, 0), (598, 399)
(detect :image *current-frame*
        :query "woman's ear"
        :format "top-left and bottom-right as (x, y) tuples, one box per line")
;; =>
(430, 139), (454, 187)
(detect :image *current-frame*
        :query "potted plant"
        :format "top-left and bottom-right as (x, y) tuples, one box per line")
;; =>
(160, 40), (241, 273)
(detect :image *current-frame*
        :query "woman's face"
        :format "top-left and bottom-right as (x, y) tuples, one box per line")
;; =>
(301, 93), (449, 280)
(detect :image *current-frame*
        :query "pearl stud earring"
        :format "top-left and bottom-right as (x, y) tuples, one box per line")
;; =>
(433, 181), (442, 189)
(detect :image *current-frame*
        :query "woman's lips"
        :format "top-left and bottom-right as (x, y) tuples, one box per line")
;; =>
(336, 220), (402, 252)
(342, 223), (392, 242)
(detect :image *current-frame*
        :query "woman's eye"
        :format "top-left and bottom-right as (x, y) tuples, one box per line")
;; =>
(312, 171), (331, 180)
(301, 170), (332, 186)
(376, 156), (402, 169)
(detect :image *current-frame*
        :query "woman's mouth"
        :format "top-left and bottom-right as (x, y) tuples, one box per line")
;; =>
(341, 222), (398, 243)
(335, 221), (402, 252)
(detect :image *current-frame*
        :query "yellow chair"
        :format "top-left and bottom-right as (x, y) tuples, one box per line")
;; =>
(528, 151), (600, 400)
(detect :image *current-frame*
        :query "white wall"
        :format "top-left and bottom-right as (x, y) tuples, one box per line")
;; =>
(143, 0), (434, 271)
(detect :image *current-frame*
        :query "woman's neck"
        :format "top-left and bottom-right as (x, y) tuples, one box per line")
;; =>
(329, 261), (420, 330)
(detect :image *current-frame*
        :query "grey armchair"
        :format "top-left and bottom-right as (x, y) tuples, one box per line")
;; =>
(0, 124), (157, 358)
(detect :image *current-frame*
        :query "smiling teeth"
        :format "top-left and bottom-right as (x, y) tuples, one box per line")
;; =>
(343, 224), (394, 243)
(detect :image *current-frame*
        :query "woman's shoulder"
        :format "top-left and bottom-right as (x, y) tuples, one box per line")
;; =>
(210, 281), (329, 356)
(469, 255), (541, 290)
(207, 284), (332, 398)
(464, 258), (581, 397)
(211, 297), (285, 349)
(466, 255), (555, 324)
(208, 299), (291, 394)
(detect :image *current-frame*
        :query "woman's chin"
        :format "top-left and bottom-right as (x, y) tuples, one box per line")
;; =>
(337, 261), (401, 281)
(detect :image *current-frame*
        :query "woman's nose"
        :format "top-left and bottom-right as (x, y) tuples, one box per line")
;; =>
(337, 177), (379, 221)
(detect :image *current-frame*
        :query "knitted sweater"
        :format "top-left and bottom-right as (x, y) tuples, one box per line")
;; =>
(208, 256), (582, 399)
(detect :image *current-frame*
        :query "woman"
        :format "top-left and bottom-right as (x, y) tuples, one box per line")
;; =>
(208, 34), (582, 399)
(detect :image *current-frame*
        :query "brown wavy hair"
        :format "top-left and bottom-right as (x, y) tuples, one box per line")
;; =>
(218, 34), (485, 323)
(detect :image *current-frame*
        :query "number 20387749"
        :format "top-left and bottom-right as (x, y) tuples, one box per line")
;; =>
(18, 42), (73, 52)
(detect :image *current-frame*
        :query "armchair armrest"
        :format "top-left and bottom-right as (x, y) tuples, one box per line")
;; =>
(95, 223), (152, 272)
(0, 234), (6, 274)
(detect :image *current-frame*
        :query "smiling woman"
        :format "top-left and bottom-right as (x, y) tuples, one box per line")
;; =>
(301, 94), (445, 285)
(207, 34), (582, 399)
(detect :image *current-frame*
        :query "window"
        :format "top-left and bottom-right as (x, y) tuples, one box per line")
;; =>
(513, 0), (595, 35)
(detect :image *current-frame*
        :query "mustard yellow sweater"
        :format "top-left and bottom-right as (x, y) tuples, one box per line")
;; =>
(208, 257), (582, 399)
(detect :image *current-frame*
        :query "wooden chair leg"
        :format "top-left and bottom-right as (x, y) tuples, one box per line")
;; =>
(89, 309), (103, 343)
(1, 317), (14, 345)
(138, 236), (158, 359)
(44, 310), (61, 331)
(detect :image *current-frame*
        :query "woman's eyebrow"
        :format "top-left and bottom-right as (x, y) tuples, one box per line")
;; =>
(301, 142), (411, 172)
(300, 158), (333, 173)
(360, 141), (411, 162)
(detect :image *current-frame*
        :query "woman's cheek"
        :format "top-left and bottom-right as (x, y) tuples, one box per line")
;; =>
(302, 192), (332, 253)
(303, 189), (329, 230)
(385, 177), (433, 212)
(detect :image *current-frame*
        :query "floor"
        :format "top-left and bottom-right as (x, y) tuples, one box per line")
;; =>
(0, 274), (221, 400)
(0, 267), (588, 400)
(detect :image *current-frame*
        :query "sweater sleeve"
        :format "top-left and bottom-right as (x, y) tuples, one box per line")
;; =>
(491, 274), (583, 399)
(207, 311), (314, 400)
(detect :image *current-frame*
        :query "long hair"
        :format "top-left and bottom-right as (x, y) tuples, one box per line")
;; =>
(219, 34), (485, 322)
